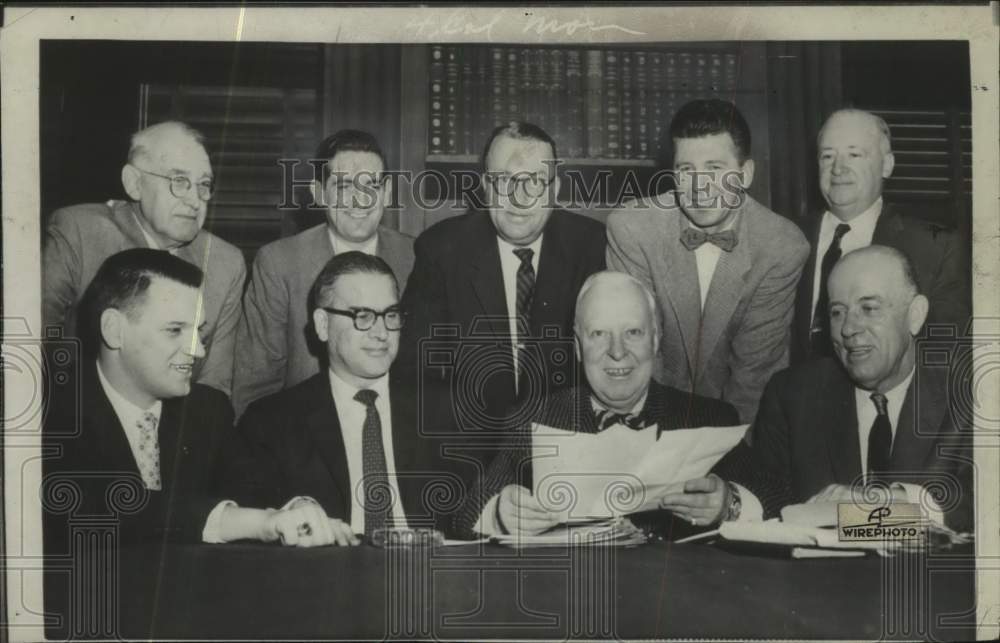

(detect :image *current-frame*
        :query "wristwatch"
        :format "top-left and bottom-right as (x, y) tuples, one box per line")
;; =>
(724, 482), (742, 522)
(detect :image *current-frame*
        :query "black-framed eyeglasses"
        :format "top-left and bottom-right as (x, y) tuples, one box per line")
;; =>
(321, 306), (406, 331)
(485, 172), (556, 198)
(132, 165), (215, 202)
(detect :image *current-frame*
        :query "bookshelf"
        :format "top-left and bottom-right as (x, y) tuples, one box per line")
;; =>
(399, 43), (771, 237)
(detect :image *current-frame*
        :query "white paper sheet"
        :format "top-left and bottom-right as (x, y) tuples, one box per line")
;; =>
(530, 422), (749, 521)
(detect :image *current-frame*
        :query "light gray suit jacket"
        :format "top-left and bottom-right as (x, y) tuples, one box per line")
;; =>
(606, 193), (809, 423)
(43, 200), (246, 396)
(232, 222), (415, 417)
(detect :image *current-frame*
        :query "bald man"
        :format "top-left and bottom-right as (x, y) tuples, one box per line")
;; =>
(792, 108), (970, 363)
(453, 270), (782, 540)
(43, 120), (246, 396)
(751, 245), (973, 531)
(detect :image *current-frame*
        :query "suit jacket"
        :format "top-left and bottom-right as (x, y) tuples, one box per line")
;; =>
(453, 381), (783, 539)
(606, 193), (810, 423)
(232, 223), (415, 417)
(224, 371), (471, 535)
(748, 358), (974, 532)
(42, 362), (235, 550)
(791, 203), (971, 364)
(42, 200), (246, 396)
(395, 208), (606, 440)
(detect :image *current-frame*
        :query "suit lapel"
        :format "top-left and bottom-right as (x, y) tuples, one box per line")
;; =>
(112, 201), (156, 249)
(698, 210), (752, 381)
(793, 214), (822, 358)
(658, 211), (702, 373)
(822, 363), (864, 484)
(303, 374), (352, 513)
(87, 373), (142, 479)
(531, 212), (573, 331)
(872, 203), (905, 245)
(468, 212), (512, 331)
(157, 397), (185, 490)
(890, 366), (946, 472)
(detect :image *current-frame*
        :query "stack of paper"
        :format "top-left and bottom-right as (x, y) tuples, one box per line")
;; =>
(491, 517), (647, 548)
(530, 422), (749, 522)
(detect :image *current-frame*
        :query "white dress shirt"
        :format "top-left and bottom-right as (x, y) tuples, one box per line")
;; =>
(809, 197), (883, 325)
(496, 235), (544, 391)
(692, 213), (740, 310)
(328, 227), (379, 256)
(328, 369), (409, 534)
(95, 361), (163, 489)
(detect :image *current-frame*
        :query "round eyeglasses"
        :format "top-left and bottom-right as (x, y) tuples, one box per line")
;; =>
(485, 172), (556, 199)
(321, 306), (406, 331)
(132, 165), (215, 202)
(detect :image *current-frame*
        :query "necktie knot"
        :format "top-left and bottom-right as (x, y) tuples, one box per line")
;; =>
(595, 408), (646, 432)
(679, 227), (738, 252)
(354, 388), (379, 409)
(833, 222), (851, 243)
(137, 411), (158, 433)
(870, 392), (889, 416)
(513, 247), (534, 265)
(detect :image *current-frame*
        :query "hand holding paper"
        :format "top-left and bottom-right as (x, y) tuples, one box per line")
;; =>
(657, 474), (729, 526)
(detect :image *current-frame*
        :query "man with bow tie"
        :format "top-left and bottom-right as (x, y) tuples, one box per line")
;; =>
(453, 271), (783, 538)
(607, 99), (809, 423)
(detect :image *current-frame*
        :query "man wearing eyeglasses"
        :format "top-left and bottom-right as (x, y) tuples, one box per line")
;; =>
(232, 129), (414, 418)
(42, 120), (246, 396)
(398, 122), (606, 452)
(223, 251), (461, 543)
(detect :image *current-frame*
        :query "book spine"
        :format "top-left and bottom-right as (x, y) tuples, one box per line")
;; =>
(506, 49), (520, 127)
(634, 50), (650, 160)
(428, 45), (445, 155)
(649, 51), (664, 163)
(585, 50), (604, 158)
(490, 47), (506, 129)
(565, 49), (584, 159)
(444, 46), (460, 154)
(475, 47), (492, 153)
(461, 49), (475, 155)
(603, 49), (622, 159)
(621, 51), (635, 160)
(548, 49), (565, 154)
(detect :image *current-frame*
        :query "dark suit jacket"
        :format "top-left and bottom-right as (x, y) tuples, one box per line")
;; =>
(792, 203), (971, 364)
(42, 362), (234, 550)
(749, 358), (973, 531)
(395, 208), (606, 441)
(224, 372), (472, 535)
(453, 381), (783, 539)
(232, 223), (415, 417)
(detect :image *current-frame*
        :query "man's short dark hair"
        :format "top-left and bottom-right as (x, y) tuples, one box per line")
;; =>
(314, 129), (388, 183)
(669, 99), (752, 163)
(78, 248), (203, 356)
(481, 121), (559, 169)
(309, 251), (398, 310)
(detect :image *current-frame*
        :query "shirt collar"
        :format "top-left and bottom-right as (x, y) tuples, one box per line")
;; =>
(589, 390), (649, 418)
(96, 360), (163, 423)
(854, 363), (915, 406)
(328, 227), (379, 256)
(328, 367), (390, 408)
(128, 202), (184, 255)
(497, 233), (544, 258)
(824, 196), (883, 235)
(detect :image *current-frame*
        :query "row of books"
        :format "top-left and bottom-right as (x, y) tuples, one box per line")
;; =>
(428, 45), (742, 161)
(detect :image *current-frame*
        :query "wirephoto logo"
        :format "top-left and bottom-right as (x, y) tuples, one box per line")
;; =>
(838, 503), (926, 542)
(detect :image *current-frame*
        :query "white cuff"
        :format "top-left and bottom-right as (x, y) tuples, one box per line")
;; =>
(896, 482), (945, 526)
(473, 495), (502, 535)
(201, 500), (238, 543)
(282, 496), (319, 511)
(732, 484), (763, 522)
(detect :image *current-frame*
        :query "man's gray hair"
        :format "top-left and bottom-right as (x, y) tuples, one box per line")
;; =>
(574, 270), (660, 339)
(819, 108), (893, 155)
(127, 121), (206, 165)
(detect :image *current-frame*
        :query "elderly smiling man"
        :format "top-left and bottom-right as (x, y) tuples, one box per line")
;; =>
(454, 270), (781, 539)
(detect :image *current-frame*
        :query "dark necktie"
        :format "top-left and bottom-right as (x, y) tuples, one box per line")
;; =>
(595, 408), (647, 432)
(810, 223), (851, 356)
(679, 227), (738, 252)
(867, 392), (893, 486)
(354, 389), (390, 538)
(513, 248), (536, 389)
